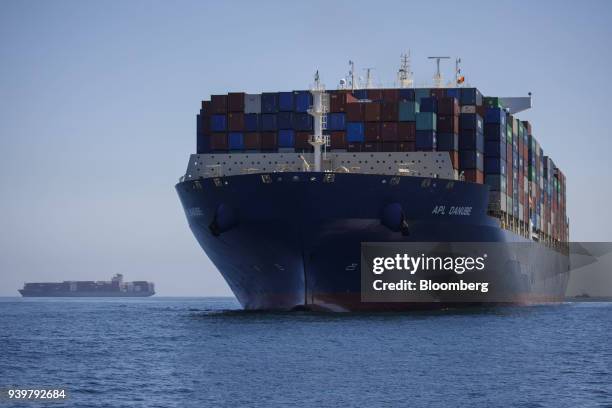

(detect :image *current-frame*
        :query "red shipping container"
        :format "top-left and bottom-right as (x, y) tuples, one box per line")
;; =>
(382, 89), (399, 102)
(329, 91), (357, 113)
(398, 141), (416, 152)
(398, 122), (416, 141)
(437, 115), (459, 133)
(364, 103), (381, 121)
(381, 142), (398, 152)
(227, 112), (244, 132)
(210, 133), (228, 150)
(367, 89), (383, 101)
(364, 142), (381, 152)
(381, 122), (398, 141)
(476, 105), (487, 119)
(430, 88), (445, 99)
(260, 132), (277, 150)
(438, 97), (460, 116)
(244, 132), (261, 150)
(199, 113), (210, 134)
(381, 102), (399, 121)
(201, 100), (212, 113)
(365, 122), (381, 141)
(295, 131), (311, 149)
(463, 169), (484, 184)
(449, 151), (459, 169)
(330, 131), (347, 149)
(211, 95), (228, 114)
(346, 103), (365, 121)
(348, 142), (362, 152)
(228, 92), (245, 112)
(522, 121), (532, 135)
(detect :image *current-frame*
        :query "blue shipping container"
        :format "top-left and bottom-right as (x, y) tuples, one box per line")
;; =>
(459, 151), (483, 170)
(436, 133), (458, 151)
(294, 91), (312, 113)
(328, 113), (346, 131)
(484, 123), (505, 141)
(398, 88), (415, 101)
(353, 89), (368, 100)
(260, 114), (277, 131)
(485, 140), (507, 159)
(416, 130), (436, 150)
(292, 113), (313, 131)
(278, 92), (294, 112)
(445, 88), (460, 99)
(279, 129), (294, 148)
(229, 132), (244, 150)
(460, 88), (483, 106)
(460, 113), (483, 131)
(210, 115), (227, 132)
(459, 129), (484, 152)
(261, 93), (279, 113)
(420, 97), (438, 113)
(485, 107), (506, 125)
(245, 113), (259, 131)
(485, 158), (507, 175)
(196, 133), (211, 154)
(347, 122), (365, 142)
(277, 112), (293, 129)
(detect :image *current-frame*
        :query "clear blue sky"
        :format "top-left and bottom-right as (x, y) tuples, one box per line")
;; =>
(1, 0), (611, 296)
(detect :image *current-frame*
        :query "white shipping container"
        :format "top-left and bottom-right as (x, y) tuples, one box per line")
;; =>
(245, 94), (261, 113)
(461, 105), (476, 114)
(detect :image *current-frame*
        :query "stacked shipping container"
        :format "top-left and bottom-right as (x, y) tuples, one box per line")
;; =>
(196, 87), (567, 243)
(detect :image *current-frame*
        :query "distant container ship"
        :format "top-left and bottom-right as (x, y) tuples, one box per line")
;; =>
(18, 274), (155, 297)
(176, 55), (569, 311)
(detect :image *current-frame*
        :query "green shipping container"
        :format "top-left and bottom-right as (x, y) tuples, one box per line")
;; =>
(416, 112), (437, 131)
(506, 126), (512, 144)
(484, 97), (502, 108)
(528, 166), (536, 182)
(398, 101), (419, 121)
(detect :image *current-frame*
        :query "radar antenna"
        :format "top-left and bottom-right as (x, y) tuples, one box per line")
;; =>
(308, 71), (327, 172)
(398, 52), (414, 88)
(428, 56), (450, 88)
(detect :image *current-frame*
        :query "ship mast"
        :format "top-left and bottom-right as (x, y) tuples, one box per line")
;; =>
(397, 52), (414, 88)
(455, 57), (465, 87)
(347, 60), (359, 90)
(308, 71), (326, 172)
(428, 56), (450, 88)
(364, 67), (374, 89)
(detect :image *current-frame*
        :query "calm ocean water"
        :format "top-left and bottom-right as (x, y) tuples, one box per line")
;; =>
(0, 298), (611, 407)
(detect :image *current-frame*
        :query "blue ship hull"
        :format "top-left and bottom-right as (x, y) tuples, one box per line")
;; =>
(176, 172), (569, 311)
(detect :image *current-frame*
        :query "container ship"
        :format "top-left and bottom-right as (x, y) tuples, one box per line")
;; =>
(176, 56), (569, 311)
(18, 274), (155, 297)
